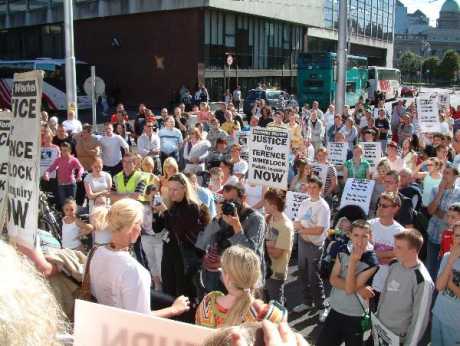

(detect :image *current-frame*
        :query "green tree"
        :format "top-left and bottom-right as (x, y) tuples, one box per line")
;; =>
(437, 50), (460, 82)
(398, 51), (423, 82)
(422, 56), (440, 82)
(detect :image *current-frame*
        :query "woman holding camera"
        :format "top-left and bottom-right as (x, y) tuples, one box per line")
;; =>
(155, 173), (211, 321)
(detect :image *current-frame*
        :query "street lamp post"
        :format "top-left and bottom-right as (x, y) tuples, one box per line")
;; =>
(335, 0), (348, 113)
(64, 0), (78, 118)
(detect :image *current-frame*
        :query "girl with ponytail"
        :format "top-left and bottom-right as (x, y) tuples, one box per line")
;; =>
(195, 245), (287, 328)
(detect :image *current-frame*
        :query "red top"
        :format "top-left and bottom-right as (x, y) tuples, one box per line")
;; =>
(46, 155), (84, 185)
(111, 113), (129, 123)
(440, 229), (454, 258)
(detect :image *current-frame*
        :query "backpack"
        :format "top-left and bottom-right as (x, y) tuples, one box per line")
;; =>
(319, 231), (350, 280)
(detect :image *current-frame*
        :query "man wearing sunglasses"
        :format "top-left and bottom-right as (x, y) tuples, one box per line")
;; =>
(137, 121), (161, 175)
(368, 192), (405, 312)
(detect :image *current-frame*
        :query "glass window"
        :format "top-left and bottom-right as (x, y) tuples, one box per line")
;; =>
(211, 11), (218, 45)
(217, 12), (223, 45)
(204, 10), (210, 45)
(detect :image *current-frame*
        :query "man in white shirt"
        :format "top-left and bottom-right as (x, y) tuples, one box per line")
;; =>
(230, 144), (248, 179)
(323, 104), (336, 135)
(368, 191), (404, 311)
(232, 85), (242, 111)
(137, 120), (161, 175)
(294, 176), (330, 320)
(62, 110), (82, 135)
(100, 122), (130, 177)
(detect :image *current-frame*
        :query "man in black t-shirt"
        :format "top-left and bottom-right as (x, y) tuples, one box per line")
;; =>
(375, 108), (390, 153)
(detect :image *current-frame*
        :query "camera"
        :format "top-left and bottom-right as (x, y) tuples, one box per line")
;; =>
(222, 201), (237, 216)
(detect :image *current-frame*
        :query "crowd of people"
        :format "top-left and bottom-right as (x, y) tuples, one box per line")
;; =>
(2, 88), (460, 346)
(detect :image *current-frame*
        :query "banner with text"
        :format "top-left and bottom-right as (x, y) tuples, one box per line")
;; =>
(339, 178), (376, 215)
(248, 127), (290, 189)
(7, 71), (43, 248)
(311, 162), (328, 187)
(238, 130), (250, 161)
(371, 314), (400, 346)
(285, 191), (308, 221)
(74, 300), (213, 346)
(327, 142), (348, 166)
(438, 92), (450, 110)
(0, 112), (12, 229)
(417, 96), (441, 133)
(362, 142), (382, 172)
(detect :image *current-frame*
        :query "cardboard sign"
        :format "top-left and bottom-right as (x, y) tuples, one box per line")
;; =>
(417, 96), (441, 133)
(285, 191), (308, 221)
(0, 112), (12, 229)
(311, 162), (328, 186)
(248, 127), (290, 189)
(339, 178), (375, 215)
(7, 71), (43, 248)
(327, 142), (348, 166)
(438, 93), (450, 110)
(238, 130), (250, 161)
(371, 314), (400, 346)
(74, 300), (214, 346)
(361, 142), (382, 172)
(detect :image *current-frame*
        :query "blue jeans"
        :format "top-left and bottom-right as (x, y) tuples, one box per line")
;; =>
(431, 314), (460, 346)
(57, 183), (77, 209)
(425, 240), (441, 280)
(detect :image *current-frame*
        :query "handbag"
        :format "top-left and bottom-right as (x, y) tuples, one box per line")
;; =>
(75, 246), (99, 302)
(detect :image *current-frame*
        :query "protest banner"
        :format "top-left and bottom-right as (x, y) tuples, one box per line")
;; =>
(248, 127), (290, 189)
(238, 129), (250, 160)
(361, 142), (382, 172)
(7, 70), (43, 248)
(438, 92), (450, 110)
(417, 96), (441, 133)
(285, 191), (308, 221)
(0, 112), (12, 229)
(339, 178), (376, 215)
(311, 162), (328, 187)
(371, 314), (400, 346)
(327, 142), (348, 166)
(74, 300), (213, 346)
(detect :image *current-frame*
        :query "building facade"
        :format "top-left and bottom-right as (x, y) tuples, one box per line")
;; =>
(0, 0), (395, 107)
(394, 0), (460, 65)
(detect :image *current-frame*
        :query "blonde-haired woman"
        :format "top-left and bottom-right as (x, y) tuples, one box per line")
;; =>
(195, 245), (286, 328)
(0, 240), (68, 346)
(89, 198), (190, 317)
(141, 156), (160, 187)
(155, 173), (210, 320)
(160, 157), (179, 198)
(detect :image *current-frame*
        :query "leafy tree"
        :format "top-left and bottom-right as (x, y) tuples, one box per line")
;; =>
(422, 56), (440, 82)
(437, 50), (460, 82)
(398, 51), (423, 82)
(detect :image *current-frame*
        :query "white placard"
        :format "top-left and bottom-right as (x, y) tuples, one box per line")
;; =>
(74, 300), (213, 346)
(40, 146), (60, 178)
(311, 162), (328, 186)
(339, 178), (376, 215)
(438, 92), (450, 110)
(371, 314), (400, 346)
(0, 112), (12, 229)
(238, 129), (250, 160)
(361, 142), (382, 172)
(248, 127), (290, 189)
(7, 71), (43, 248)
(285, 191), (308, 221)
(327, 142), (348, 166)
(417, 96), (441, 133)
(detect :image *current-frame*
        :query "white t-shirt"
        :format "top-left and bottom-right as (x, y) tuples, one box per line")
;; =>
(90, 246), (151, 314)
(62, 119), (83, 134)
(84, 172), (112, 211)
(296, 197), (330, 246)
(369, 218), (404, 292)
(93, 228), (112, 245)
(61, 221), (81, 249)
(100, 135), (129, 167)
(388, 156), (406, 172)
(324, 111), (335, 132)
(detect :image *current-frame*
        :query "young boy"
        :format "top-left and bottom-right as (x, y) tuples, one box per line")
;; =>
(439, 203), (460, 257)
(317, 220), (378, 346)
(376, 229), (434, 346)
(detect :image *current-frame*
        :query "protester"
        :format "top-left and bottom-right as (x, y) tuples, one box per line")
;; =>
(375, 229), (434, 346)
(100, 122), (130, 177)
(293, 176), (330, 321)
(343, 144), (371, 180)
(158, 115), (183, 164)
(183, 128), (211, 174)
(83, 157), (112, 212)
(195, 245), (286, 328)
(89, 198), (190, 317)
(263, 189), (294, 305)
(62, 110), (82, 135)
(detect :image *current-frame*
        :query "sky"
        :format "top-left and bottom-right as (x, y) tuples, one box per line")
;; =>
(400, 0), (445, 26)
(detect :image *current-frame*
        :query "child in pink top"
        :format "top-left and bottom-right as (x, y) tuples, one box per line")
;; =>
(44, 142), (84, 208)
